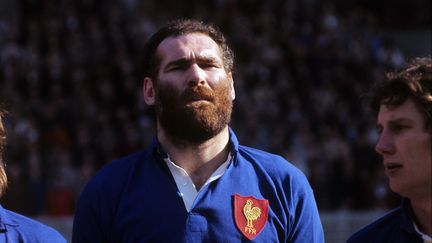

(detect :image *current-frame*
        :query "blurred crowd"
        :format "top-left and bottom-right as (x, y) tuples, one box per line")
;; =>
(0, 0), (414, 216)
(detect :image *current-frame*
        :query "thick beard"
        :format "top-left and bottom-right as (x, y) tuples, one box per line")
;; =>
(155, 81), (233, 144)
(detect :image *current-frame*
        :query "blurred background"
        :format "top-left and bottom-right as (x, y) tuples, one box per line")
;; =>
(0, 0), (430, 242)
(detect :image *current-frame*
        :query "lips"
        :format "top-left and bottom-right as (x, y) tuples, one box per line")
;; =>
(188, 97), (212, 102)
(182, 86), (214, 103)
(384, 162), (403, 175)
(183, 94), (214, 106)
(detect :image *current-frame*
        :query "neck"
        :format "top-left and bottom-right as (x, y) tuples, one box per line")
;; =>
(157, 124), (230, 190)
(410, 195), (432, 236)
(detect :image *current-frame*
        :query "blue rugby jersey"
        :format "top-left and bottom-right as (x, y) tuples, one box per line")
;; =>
(0, 205), (66, 243)
(347, 199), (423, 243)
(72, 129), (324, 242)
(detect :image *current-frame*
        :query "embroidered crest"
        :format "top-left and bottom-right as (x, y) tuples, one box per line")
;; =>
(233, 194), (269, 240)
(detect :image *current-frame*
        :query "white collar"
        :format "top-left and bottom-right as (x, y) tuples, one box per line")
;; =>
(412, 219), (432, 242)
(164, 153), (231, 212)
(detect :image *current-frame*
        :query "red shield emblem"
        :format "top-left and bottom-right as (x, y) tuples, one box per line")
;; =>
(233, 194), (269, 240)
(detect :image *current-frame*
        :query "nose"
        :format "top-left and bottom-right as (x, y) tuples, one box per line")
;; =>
(375, 130), (395, 155)
(187, 64), (207, 87)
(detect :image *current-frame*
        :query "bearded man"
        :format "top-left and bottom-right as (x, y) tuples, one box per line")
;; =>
(72, 19), (324, 243)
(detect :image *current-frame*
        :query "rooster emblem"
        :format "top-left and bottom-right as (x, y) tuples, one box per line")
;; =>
(234, 194), (268, 240)
(243, 199), (262, 228)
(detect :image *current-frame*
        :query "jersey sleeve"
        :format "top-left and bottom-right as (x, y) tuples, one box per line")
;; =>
(72, 179), (108, 243)
(287, 172), (324, 243)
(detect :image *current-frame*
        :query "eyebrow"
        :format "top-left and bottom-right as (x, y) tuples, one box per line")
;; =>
(387, 118), (413, 124)
(164, 56), (221, 71)
(376, 117), (413, 129)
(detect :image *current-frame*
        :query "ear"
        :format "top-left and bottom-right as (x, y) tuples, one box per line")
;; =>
(228, 72), (235, 100)
(143, 77), (156, 105)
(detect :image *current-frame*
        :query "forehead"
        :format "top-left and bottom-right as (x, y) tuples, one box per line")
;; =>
(377, 99), (425, 124)
(156, 33), (222, 63)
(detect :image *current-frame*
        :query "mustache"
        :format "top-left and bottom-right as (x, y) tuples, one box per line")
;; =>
(181, 86), (215, 102)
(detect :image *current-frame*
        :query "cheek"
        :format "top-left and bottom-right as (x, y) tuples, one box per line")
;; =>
(155, 81), (181, 101)
(403, 134), (431, 168)
(209, 71), (230, 85)
(212, 76), (234, 98)
(425, 137), (432, 168)
(416, 134), (431, 159)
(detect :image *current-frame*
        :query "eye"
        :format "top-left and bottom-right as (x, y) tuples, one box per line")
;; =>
(376, 126), (383, 135)
(199, 61), (220, 69)
(200, 64), (214, 68)
(168, 64), (187, 72)
(388, 124), (408, 133)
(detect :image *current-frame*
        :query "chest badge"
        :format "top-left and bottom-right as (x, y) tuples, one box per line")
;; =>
(233, 194), (269, 240)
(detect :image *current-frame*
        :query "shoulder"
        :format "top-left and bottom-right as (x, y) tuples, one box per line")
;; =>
(1, 208), (66, 242)
(237, 145), (311, 191)
(230, 131), (296, 173)
(97, 151), (147, 177)
(86, 151), (147, 189)
(74, 151), (150, 233)
(238, 145), (307, 177)
(347, 208), (402, 242)
(78, 151), (148, 204)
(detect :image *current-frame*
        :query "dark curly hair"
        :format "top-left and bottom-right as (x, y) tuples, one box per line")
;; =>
(369, 57), (432, 132)
(140, 19), (234, 81)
